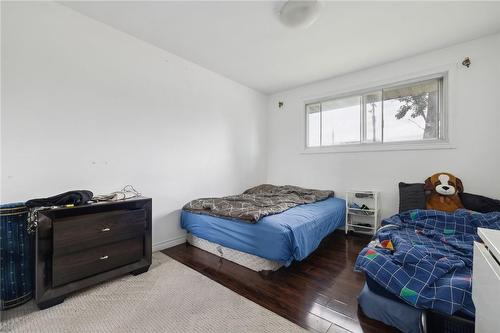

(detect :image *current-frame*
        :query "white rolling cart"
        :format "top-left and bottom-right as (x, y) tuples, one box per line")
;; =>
(345, 190), (380, 236)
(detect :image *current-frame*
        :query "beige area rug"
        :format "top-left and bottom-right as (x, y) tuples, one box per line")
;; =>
(1, 252), (306, 333)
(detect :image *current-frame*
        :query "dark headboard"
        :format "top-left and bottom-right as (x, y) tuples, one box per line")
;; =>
(399, 182), (500, 213)
(398, 182), (426, 213)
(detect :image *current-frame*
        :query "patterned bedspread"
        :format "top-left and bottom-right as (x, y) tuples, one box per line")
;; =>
(355, 209), (500, 317)
(183, 184), (334, 223)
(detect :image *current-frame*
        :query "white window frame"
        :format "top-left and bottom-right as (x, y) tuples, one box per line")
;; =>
(302, 66), (456, 154)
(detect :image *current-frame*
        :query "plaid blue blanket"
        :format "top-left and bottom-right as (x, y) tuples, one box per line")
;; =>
(355, 209), (500, 317)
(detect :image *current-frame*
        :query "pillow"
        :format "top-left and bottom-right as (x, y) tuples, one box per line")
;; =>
(459, 192), (500, 213)
(399, 182), (426, 213)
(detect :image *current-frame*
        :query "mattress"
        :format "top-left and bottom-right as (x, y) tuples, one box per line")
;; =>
(181, 197), (345, 266)
(364, 274), (474, 331)
(187, 234), (282, 271)
(358, 283), (423, 333)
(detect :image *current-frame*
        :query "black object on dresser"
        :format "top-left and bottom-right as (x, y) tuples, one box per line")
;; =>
(35, 197), (152, 309)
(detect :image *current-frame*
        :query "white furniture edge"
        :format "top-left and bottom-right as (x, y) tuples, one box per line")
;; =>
(473, 229), (500, 333)
(478, 227), (500, 261)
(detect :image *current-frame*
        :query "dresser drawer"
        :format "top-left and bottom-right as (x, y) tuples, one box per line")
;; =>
(52, 238), (143, 287)
(53, 209), (146, 255)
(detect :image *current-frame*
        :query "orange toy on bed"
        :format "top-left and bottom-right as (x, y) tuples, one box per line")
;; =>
(424, 172), (464, 212)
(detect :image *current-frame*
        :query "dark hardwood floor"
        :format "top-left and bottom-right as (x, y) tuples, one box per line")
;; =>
(162, 230), (400, 333)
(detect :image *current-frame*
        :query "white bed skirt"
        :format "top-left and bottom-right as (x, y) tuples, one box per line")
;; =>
(186, 234), (283, 272)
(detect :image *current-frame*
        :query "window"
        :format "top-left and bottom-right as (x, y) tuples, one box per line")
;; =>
(306, 76), (446, 149)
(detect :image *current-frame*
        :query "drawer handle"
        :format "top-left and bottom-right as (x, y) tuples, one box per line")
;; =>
(100, 255), (109, 260)
(101, 228), (111, 232)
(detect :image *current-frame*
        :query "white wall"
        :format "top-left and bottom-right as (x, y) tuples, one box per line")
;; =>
(1, 2), (268, 250)
(267, 34), (500, 219)
(2, 2), (499, 249)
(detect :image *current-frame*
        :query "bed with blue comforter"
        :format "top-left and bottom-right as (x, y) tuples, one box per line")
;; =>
(355, 209), (500, 318)
(181, 197), (345, 266)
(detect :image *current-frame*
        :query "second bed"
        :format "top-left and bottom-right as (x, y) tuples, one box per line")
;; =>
(181, 196), (345, 271)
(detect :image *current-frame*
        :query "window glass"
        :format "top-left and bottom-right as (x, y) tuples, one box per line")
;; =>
(363, 92), (382, 143)
(383, 79), (440, 142)
(305, 76), (443, 148)
(306, 103), (321, 147)
(321, 96), (360, 145)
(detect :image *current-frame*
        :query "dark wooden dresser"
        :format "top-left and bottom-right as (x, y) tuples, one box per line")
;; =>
(35, 197), (152, 309)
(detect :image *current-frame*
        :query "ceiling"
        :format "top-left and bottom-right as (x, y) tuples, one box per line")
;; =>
(62, 1), (500, 94)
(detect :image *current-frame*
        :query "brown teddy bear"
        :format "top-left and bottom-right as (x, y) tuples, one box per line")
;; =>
(424, 172), (464, 212)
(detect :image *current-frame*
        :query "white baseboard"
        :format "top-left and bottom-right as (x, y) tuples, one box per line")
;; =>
(152, 235), (186, 252)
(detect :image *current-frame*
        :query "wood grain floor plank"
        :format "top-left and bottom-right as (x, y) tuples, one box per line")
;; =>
(163, 231), (400, 333)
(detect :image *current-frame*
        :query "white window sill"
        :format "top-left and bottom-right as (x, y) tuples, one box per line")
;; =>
(301, 141), (455, 154)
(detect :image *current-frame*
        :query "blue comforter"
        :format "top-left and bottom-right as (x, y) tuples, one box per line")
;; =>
(181, 197), (345, 266)
(355, 209), (500, 317)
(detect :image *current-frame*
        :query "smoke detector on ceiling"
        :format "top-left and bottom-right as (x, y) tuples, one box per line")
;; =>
(278, 0), (322, 29)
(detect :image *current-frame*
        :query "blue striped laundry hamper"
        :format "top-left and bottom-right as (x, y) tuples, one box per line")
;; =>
(1, 203), (33, 310)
